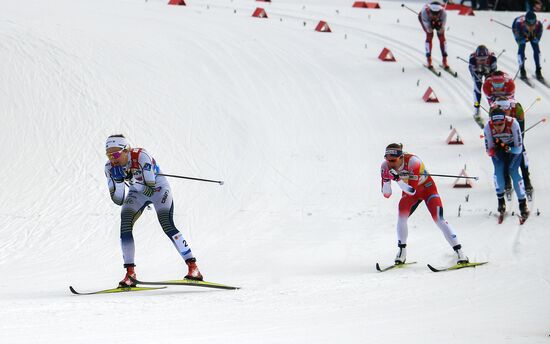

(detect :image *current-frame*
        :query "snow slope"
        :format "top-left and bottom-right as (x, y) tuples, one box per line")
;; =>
(0, 0), (549, 342)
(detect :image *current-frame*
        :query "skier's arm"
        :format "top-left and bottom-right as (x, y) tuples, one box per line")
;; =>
(380, 164), (392, 198)
(105, 163), (125, 205)
(483, 124), (496, 156)
(137, 150), (156, 187)
(510, 120), (523, 154)
(468, 56), (477, 77)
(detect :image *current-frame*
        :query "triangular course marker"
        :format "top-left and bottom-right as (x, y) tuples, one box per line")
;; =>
(352, 2), (381, 8)
(315, 21), (332, 32)
(378, 47), (396, 62)
(252, 8), (268, 18)
(453, 168), (473, 188)
(168, 0), (186, 5)
(446, 128), (464, 145)
(422, 87), (439, 102)
(458, 7), (475, 16)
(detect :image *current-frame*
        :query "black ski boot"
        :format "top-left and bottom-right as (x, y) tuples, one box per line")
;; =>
(520, 66), (527, 79)
(536, 68), (544, 81)
(519, 198), (530, 220)
(498, 197), (506, 214)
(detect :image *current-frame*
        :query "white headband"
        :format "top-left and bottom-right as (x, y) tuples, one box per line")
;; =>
(429, 3), (442, 12)
(105, 136), (129, 150)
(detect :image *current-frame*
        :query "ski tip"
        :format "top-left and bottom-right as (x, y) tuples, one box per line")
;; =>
(375, 263), (382, 271)
(69, 286), (78, 294)
(426, 264), (439, 272)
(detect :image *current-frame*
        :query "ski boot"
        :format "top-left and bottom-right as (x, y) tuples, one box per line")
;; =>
(426, 55), (433, 69)
(442, 55), (449, 70)
(497, 196), (506, 224)
(453, 244), (469, 265)
(394, 243), (407, 265)
(536, 68), (544, 81)
(520, 66), (527, 80)
(118, 264), (137, 288)
(519, 198), (530, 222)
(473, 103), (484, 128)
(525, 185), (534, 202)
(184, 258), (203, 281)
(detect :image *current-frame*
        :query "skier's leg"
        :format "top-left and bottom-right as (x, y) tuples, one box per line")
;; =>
(508, 153), (526, 201)
(437, 31), (448, 66)
(425, 32), (434, 66)
(517, 42), (527, 77)
(531, 41), (541, 70)
(120, 191), (149, 267)
(492, 155), (506, 196)
(425, 193), (459, 247)
(118, 191), (149, 287)
(152, 187), (194, 262)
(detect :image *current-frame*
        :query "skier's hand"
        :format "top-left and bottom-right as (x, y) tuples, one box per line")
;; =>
(487, 148), (495, 157)
(110, 165), (125, 183)
(389, 169), (400, 181)
(142, 185), (155, 197)
(503, 145), (511, 153)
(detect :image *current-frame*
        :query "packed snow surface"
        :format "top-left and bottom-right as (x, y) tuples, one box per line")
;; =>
(0, 0), (549, 342)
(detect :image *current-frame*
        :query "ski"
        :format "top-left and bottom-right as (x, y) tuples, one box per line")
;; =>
(424, 64), (441, 77)
(427, 261), (488, 272)
(532, 75), (549, 88)
(519, 76), (534, 88)
(440, 65), (458, 77)
(69, 285), (166, 295)
(130, 276), (240, 290)
(376, 261), (417, 272)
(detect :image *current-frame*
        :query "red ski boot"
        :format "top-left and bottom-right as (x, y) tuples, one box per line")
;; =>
(185, 258), (203, 281)
(426, 56), (433, 69)
(442, 56), (449, 70)
(118, 265), (137, 288)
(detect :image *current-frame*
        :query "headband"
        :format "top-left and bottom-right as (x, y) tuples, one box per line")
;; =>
(491, 114), (505, 122)
(105, 136), (129, 150)
(385, 149), (403, 157)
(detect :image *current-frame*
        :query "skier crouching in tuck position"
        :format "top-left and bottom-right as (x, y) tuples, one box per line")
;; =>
(104, 134), (203, 287)
(380, 143), (468, 265)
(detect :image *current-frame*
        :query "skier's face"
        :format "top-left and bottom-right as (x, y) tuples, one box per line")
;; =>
(385, 155), (403, 169)
(107, 147), (129, 166)
(492, 121), (506, 133)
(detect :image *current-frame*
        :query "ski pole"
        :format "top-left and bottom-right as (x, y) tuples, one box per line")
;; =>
(401, 3), (418, 15)
(424, 173), (479, 180)
(523, 117), (547, 134)
(158, 173), (224, 185)
(496, 49), (506, 58)
(523, 96), (541, 114)
(490, 18), (511, 29)
(400, 171), (479, 180)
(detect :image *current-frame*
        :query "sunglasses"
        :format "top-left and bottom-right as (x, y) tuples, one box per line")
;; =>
(106, 148), (126, 160)
(493, 121), (505, 127)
